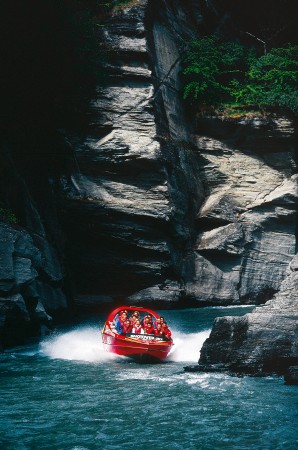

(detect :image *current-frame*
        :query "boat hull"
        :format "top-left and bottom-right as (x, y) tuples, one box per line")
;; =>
(102, 333), (172, 362)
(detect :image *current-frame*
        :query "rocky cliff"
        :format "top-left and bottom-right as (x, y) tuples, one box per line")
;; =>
(191, 115), (297, 304)
(60, 0), (297, 311)
(0, 146), (68, 347)
(60, 0), (205, 308)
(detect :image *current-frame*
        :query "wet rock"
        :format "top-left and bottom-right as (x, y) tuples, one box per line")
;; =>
(0, 221), (66, 347)
(199, 267), (298, 376)
(0, 294), (30, 347)
(284, 366), (298, 385)
(184, 364), (227, 373)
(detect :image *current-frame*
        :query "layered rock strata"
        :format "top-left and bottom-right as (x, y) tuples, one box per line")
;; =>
(61, 1), (297, 310)
(189, 115), (297, 304)
(60, 0), (204, 305)
(0, 149), (68, 348)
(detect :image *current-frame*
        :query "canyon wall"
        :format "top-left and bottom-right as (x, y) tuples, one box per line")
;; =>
(0, 146), (68, 347)
(61, 0), (297, 312)
(60, 0), (205, 308)
(0, 0), (297, 363)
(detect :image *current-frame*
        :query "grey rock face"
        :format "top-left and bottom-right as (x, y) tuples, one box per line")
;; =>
(60, 0), (297, 310)
(0, 219), (67, 347)
(60, 0), (203, 301)
(190, 116), (297, 304)
(199, 263), (298, 375)
(128, 280), (181, 305)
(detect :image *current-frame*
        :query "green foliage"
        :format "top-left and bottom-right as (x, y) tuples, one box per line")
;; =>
(245, 45), (298, 113)
(182, 36), (252, 105)
(182, 37), (298, 115)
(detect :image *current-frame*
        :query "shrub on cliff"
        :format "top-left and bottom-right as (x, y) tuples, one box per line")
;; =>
(244, 45), (298, 113)
(182, 36), (254, 106)
(182, 37), (298, 115)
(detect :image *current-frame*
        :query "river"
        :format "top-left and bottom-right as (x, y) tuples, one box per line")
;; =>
(0, 306), (297, 450)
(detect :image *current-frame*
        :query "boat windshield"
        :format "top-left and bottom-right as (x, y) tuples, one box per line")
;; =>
(107, 308), (172, 341)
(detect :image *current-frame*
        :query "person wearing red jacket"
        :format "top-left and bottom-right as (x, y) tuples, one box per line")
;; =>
(154, 323), (163, 336)
(161, 323), (172, 340)
(144, 321), (155, 335)
(123, 319), (133, 335)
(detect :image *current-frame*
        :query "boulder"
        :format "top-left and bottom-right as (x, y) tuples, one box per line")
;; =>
(199, 266), (298, 376)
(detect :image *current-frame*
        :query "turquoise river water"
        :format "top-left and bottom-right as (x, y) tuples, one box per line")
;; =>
(0, 306), (297, 450)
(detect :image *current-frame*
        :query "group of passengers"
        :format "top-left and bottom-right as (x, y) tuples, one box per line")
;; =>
(112, 310), (172, 340)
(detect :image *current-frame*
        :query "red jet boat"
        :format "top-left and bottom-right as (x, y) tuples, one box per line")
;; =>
(101, 306), (173, 362)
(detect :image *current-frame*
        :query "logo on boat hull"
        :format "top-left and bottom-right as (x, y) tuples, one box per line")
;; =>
(127, 333), (164, 342)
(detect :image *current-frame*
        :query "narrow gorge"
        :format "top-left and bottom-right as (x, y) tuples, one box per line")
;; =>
(0, 0), (297, 377)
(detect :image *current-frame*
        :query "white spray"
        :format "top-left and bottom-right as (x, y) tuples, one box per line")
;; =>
(40, 326), (211, 363)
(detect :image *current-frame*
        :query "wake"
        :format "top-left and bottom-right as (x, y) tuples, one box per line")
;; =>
(40, 326), (118, 362)
(168, 329), (211, 362)
(40, 326), (211, 363)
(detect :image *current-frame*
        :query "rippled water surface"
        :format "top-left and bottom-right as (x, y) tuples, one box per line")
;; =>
(1, 307), (297, 450)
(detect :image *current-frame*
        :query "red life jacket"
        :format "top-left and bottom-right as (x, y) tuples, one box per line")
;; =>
(133, 325), (144, 334)
(145, 325), (154, 335)
(154, 329), (163, 336)
(162, 327), (172, 339)
(123, 323), (132, 334)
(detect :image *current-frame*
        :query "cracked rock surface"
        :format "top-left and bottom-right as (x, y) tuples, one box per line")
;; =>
(190, 115), (297, 304)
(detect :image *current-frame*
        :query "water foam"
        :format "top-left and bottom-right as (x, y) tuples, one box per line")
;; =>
(39, 326), (120, 362)
(39, 325), (210, 363)
(168, 329), (211, 362)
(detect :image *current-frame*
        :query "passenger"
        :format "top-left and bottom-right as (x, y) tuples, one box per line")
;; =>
(144, 321), (155, 335)
(154, 323), (163, 336)
(159, 317), (165, 326)
(115, 311), (127, 334)
(123, 319), (133, 334)
(141, 315), (150, 327)
(130, 311), (140, 324)
(161, 322), (172, 340)
(132, 319), (144, 335)
(154, 318), (161, 329)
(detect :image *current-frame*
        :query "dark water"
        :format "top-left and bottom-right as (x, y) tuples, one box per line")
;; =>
(1, 307), (297, 450)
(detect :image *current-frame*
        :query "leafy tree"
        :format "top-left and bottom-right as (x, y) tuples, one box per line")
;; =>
(182, 37), (298, 115)
(245, 45), (298, 112)
(182, 36), (253, 105)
